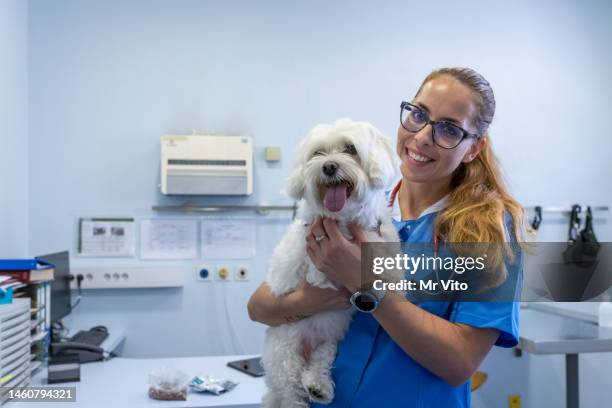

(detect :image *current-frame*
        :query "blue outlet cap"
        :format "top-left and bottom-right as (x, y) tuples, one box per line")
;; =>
(199, 268), (209, 279)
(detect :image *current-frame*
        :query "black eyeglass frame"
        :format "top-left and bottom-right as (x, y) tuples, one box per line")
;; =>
(400, 101), (481, 149)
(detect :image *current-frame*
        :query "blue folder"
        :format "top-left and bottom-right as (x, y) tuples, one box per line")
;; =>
(0, 259), (53, 271)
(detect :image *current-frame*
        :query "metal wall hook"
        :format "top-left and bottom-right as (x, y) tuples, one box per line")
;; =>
(523, 205), (608, 214)
(531, 206), (542, 230)
(568, 204), (582, 244)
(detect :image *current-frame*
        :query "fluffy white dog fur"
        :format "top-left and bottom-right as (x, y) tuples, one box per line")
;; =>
(261, 118), (401, 407)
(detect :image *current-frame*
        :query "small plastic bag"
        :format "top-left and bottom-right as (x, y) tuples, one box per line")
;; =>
(190, 375), (238, 395)
(148, 367), (190, 401)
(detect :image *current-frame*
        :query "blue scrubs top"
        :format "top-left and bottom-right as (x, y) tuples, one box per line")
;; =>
(311, 210), (521, 408)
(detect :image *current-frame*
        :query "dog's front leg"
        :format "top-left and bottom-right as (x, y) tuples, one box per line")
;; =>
(301, 340), (337, 404)
(261, 390), (282, 408)
(262, 328), (310, 407)
(262, 388), (309, 408)
(278, 345), (311, 408)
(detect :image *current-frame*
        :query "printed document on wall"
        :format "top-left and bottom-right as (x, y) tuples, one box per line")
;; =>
(201, 218), (256, 259)
(78, 218), (135, 257)
(140, 219), (199, 260)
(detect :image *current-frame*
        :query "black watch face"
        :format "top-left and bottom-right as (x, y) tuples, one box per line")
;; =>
(354, 293), (377, 312)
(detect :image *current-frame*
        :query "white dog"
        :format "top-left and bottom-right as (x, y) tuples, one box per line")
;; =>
(261, 118), (401, 407)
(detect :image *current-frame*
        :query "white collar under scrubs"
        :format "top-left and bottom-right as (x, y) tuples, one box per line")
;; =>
(311, 180), (521, 408)
(389, 184), (450, 222)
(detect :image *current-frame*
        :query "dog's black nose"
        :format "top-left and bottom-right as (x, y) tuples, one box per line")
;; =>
(322, 161), (338, 176)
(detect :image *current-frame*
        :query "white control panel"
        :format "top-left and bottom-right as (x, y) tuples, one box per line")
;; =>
(69, 267), (184, 289)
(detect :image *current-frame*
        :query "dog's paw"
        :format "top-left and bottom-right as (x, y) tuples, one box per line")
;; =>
(301, 370), (334, 404)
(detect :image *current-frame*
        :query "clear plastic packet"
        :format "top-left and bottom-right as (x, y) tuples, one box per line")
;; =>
(148, 367), (190, 401)
(190, 375), (238, 395)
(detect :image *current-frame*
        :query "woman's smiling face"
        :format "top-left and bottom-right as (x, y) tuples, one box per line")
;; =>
(397, 75), (484, 184)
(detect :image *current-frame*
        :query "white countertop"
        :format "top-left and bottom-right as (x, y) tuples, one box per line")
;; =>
(29, 355), (264, 408)
(519, 308), (612, 354)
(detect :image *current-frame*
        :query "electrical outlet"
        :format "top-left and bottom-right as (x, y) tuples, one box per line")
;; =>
(216, 266), (231, 281)
(235, 266), (249, 281)
(196, 266), (212, 281)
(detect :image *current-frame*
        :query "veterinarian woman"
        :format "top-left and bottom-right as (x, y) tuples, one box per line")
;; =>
(248, 67), (526, 407)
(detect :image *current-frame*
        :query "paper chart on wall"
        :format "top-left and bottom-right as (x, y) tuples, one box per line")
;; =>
(140, 219), (199, 260)
(201, 218), (256, 259)
(78, 218), (136, 257)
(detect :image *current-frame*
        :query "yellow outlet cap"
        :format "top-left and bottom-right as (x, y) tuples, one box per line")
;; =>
(508, 394), (521, 408)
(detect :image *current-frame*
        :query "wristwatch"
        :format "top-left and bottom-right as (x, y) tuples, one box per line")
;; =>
(350, 288), (386, 313)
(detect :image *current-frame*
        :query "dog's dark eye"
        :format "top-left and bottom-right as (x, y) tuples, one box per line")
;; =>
(312, 150), (325, 157)
(343, 144), (357, 155)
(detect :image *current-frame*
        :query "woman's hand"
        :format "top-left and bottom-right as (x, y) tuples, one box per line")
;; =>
(247, 281), (351, 327)
(305, 217), (368, 293)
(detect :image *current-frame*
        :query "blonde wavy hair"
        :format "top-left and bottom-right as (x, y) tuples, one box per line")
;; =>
(416, 67), (531, 288)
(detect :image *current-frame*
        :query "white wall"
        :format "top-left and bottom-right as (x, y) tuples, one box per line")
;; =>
(0, 0), (28, 257)
(25, 0), (612, 407)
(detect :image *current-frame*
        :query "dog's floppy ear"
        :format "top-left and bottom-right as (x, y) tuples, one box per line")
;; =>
(286, 162), (305, 200)
(284, 139), (308, 200)
(367, 127), (399, 190)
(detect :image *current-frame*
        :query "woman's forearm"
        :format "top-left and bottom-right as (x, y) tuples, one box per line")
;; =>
(248, 282), (351, 326)
(247, 283), (309, 327)
(373, 292), (498, 386)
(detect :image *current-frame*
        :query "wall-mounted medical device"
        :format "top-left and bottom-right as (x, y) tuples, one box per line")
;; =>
(161, 134), (253, 195)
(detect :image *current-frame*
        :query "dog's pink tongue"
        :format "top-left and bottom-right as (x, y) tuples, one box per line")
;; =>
(324, 184), (348, 212)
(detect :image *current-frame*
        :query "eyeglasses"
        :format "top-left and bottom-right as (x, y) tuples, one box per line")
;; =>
(400, 101), (481, 149)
